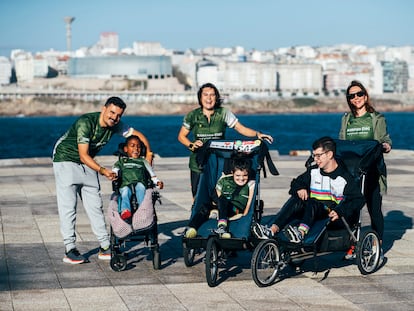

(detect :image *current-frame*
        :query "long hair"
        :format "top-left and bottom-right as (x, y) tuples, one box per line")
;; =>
(346, 80), (375, 116)
(197, 83), (222, 108)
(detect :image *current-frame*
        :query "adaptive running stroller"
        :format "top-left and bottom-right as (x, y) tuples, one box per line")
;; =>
(251, 139), (385, 287)
(182, 139), (279, 287)
(107, 143), (162, 271)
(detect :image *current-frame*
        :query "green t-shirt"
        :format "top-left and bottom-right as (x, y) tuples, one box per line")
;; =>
(182, 107), (238, 172)
(345, 112), (374, 141)
(215, 175), (255, 212)
(113, 157), (153, 188)
(53, 112), (131, 163)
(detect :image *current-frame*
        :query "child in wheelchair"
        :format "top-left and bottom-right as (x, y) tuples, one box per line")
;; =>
(112, 135), (163, 221)
(253, 136), (364, 243)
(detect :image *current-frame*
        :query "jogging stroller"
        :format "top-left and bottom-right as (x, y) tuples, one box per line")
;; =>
(182, 139), (279, 287)
(251, 139), (385, 287)
(107, 142), (162, 271)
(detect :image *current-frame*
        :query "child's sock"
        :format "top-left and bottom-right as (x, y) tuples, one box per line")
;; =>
(218, 219), (227, 228)
(298, 223), (309, 236)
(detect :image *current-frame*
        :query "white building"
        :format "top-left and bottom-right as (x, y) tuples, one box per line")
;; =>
(276, 64), (323, 94)
(133, 42), (166, 56)
(0, 57), (12, 85)
(14, 52), (34, 83)
(99, 32), (119, 54)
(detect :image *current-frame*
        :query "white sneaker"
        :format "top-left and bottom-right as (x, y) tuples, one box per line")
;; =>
(252, 223), (272, 239)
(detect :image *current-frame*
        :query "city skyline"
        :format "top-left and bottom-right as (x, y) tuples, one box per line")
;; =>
(0, 0), (413, 58)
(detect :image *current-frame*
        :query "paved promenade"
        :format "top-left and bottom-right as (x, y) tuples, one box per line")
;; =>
(0, 151), (413, 311)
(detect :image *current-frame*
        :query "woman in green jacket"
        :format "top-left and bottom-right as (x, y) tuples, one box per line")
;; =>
(339, 80), (392, 262)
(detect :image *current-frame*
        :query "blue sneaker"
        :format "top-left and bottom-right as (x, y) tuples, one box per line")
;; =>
(63, 248), (86, 264)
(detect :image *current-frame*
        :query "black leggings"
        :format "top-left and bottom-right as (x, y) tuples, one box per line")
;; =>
(190, 170), (201, 198)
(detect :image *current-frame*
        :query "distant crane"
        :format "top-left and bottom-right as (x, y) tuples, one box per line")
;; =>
(63, 16), (75, 52)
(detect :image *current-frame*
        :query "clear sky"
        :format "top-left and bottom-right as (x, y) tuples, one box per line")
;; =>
(0, 0), (413, 57)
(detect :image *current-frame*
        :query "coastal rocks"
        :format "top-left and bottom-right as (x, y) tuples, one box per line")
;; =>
(1, 96), (413, 117)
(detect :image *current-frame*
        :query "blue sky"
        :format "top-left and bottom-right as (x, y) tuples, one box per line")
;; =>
(0, 0), (413, 57)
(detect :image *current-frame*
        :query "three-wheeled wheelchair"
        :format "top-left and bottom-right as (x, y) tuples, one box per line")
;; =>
(251, 139), (385, 287)
(107, 142), (162, 271)
(182, 139), (279, 287)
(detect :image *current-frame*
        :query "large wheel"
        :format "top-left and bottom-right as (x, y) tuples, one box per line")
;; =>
(110, 254), (127, 272)
(205, 237), (219, 287)
(183, 244), (196, 267)
(251, 239), (281, 287)
(356, 229), (380, 275)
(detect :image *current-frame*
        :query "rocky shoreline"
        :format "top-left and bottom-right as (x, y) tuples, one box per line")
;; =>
(1, 95), (414, 116)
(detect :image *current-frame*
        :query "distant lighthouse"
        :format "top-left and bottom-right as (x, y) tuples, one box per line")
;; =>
(63, 16), (75, 52)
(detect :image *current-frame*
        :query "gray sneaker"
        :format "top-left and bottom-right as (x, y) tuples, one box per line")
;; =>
(215, 225), (231, 239)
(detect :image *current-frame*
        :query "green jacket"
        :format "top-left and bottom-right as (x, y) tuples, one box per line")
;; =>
(339, 111), (392, 193)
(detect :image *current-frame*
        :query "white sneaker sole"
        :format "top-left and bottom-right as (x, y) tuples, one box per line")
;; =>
(63, 257), (85, 264)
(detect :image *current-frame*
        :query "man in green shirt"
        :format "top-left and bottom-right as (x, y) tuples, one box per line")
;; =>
(53, 96), (152, 264)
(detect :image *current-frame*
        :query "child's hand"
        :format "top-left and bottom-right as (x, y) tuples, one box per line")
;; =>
(157, 181), (164, 189)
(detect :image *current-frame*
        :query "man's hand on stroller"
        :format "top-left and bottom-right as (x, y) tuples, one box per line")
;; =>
(296, 189), (308, 201)
(328, 210), (339, 222)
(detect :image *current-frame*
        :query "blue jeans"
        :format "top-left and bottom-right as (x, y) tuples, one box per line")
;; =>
(119, 182), (146, 213)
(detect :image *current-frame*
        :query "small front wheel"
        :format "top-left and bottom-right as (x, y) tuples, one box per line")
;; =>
(251, 239), (281, 287)
(110, 254), (127, 272)
(356, 229), (380, 275)
(205, 237), (219, 287)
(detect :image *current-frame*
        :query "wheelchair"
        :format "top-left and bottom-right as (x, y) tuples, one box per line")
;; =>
(251, 139), (385, 287)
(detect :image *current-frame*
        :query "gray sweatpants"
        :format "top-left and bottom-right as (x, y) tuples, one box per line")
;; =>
(53, 161), (110, 252)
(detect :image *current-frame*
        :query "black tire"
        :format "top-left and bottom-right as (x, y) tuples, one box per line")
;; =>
(183, 245), (196, 267)
(110, 254), (127, 272)
(251, 239), (281, 287)
(356, 228), (380, 275)
(205, 237), (219, 287)
(152, 247), (161, 270)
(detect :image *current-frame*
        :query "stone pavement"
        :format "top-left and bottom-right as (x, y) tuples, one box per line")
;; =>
(0, 151), (413, 311)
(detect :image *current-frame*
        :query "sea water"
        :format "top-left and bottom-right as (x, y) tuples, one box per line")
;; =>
(0, 112), (412, 159)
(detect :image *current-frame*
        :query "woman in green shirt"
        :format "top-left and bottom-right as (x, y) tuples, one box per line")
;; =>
(178, 83), (273, 198)
(339, 80), (392, 262)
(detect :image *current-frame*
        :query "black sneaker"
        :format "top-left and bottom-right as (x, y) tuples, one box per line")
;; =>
(284, 225), (303, 244)
(63, 248), (86, 264)
(252, 223), (272, 239)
